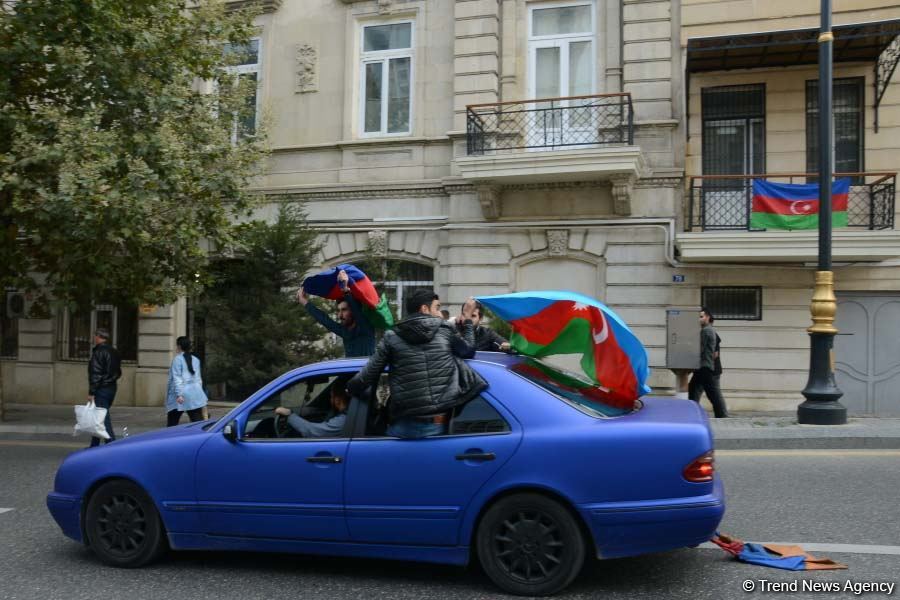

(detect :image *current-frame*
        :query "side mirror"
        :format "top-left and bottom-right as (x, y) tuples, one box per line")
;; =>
(223, 419), (239, 443)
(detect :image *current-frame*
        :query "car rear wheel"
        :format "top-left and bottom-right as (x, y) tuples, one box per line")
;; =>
(476, 493), (585, 596)
(84, 480), (166, 567)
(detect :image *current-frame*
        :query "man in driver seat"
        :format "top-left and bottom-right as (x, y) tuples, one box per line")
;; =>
(274, 379), (349, 437)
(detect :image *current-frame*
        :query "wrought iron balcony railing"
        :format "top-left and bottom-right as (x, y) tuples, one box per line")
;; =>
(685, 172), (896, 231)
(466, 93), (634, 155)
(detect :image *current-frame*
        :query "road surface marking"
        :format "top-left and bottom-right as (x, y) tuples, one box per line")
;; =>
(0, 440), (84, 449)
(0, 508), (13, 515)
(718, 449), (900, 457)
(699, 542), (900, 556)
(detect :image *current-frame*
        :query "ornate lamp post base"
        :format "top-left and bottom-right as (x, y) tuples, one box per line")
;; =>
(799, 271), (847, 425)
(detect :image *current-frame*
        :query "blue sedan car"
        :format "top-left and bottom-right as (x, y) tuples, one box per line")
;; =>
(48, 353), (724, 596)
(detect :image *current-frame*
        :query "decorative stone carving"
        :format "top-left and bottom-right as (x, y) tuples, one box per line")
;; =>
(367, 230), (387, 256)
(295, 44), (318, 94)
(225, 0), (282, 13)
(377, 0), (393, 14)
(546, 230), (569, 256)
(610, 174), (635, 216)
(476, 185), (501, 220)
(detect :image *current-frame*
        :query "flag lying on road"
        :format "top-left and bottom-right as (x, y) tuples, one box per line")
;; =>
(302, 264), (394, 330)
(476, 291), (650, 407)
(750, 178), (850, 230)
(711, 533), (847, 571)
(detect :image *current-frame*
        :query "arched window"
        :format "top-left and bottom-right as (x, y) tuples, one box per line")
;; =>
(358, 258), (434, 318)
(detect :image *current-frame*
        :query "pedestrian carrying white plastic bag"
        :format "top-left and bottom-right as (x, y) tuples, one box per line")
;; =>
(74, 400), (109, 440)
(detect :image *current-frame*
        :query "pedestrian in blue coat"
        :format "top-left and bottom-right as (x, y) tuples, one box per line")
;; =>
(166, 336), (209, 426)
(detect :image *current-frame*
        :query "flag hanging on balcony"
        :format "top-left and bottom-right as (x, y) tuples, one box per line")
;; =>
(750, 178), (850, 230)
(475, 291), (650, 408)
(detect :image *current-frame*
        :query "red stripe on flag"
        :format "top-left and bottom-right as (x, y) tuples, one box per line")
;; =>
(752, 193), (848, 216)
(588, 311), (639, 406)
(509, 301), (579, 346)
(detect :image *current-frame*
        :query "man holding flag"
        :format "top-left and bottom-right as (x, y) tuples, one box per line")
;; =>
(298, 269), (376, 357)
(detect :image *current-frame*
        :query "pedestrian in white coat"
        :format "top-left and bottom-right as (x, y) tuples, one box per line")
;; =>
(165, 336), (209, 426)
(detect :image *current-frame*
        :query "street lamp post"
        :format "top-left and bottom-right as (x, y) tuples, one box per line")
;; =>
(798, 0), (847, 425)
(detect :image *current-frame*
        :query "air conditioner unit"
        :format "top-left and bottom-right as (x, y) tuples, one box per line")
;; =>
(5, 292), (30, 319)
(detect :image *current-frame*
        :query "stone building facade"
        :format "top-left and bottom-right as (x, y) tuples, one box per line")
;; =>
(3, 0), (900, 415)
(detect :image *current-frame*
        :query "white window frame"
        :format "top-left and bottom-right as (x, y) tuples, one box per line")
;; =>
(222, 37), (262, 144)
(527, 1), (596, 100)
(526, 1), (596, 149)
(358, 19), (415, 138)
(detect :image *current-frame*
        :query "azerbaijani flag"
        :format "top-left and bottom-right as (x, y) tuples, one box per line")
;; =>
(302, 264), (394, 329)
(476, 291), (651, 407)
(750, 178), (850, 230)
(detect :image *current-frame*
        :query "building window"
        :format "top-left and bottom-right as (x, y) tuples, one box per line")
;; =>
(700, 84), (766, 229)
(58, 304), (139, 361)
(223, 39), (260, 141)
(701, 287), (762, 321)
(357, 258), (433, 319)
(527, 2), (595, 147)
(806, 78), (863, 181)
(360, 21), (413, 136)
(701, 84), (766, 176)
(1, 290), (19, 359)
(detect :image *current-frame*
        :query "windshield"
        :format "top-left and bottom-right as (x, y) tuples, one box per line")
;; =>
(510, 359), (637, 418)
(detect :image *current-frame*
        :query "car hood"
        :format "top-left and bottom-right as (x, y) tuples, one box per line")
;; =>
(108, 420), (214, 446)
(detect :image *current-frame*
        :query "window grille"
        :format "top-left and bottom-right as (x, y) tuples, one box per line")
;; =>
(701, 84), (766, 229)
(806, 78), (864, 182)
(57, 305), (139, 361)
(701, 286), (762, 321)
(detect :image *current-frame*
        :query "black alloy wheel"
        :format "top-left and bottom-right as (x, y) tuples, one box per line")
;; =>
(84, 480), (166, 567)
(476, 493), (585, 596)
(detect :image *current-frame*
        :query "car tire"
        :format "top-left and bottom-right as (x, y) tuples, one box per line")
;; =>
(84, 480), (167, 568)
(476, 493), (585, 596)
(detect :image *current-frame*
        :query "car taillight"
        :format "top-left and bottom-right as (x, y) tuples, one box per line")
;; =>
(683, 450), (715, 482)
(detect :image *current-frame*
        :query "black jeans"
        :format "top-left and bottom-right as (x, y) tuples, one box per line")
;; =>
(90, 385), (117, 447)
(689, 369), (729, 418)
(167, 408), (205, 427)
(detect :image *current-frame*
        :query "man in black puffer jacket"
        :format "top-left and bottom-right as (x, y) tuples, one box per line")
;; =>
(348, 289), (487, 438)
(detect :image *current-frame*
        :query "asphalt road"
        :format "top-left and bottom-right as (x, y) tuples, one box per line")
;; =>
(1, 441), (898, 600)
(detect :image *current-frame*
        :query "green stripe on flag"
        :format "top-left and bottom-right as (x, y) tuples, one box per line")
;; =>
(510, 316), (599, 384)
(361, 293), (395, 330)
(750, 211), (848, 230)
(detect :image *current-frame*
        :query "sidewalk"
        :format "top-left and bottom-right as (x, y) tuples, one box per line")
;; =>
(2, 402), (900, 449)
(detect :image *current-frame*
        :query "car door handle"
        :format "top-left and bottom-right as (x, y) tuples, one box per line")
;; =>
(306, 456), (342, 464)
(455, 452), (495, 461)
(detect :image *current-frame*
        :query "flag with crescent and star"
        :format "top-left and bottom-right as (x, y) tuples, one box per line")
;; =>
(476, 291), (651, 407)
(750, 178), (849, 230)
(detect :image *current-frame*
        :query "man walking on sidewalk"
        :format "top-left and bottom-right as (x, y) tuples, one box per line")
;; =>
(689, 307), (728, 418)
(88, 328), (122, 446)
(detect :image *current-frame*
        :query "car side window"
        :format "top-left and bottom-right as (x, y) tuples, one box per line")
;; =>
(243, 375), (342, 439)
(449, 395), (510, 435)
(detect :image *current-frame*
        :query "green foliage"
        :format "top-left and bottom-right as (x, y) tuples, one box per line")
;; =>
(483, 306), (513, 339)
(0, 0), (265, 312)
(194, 205), (340, 402)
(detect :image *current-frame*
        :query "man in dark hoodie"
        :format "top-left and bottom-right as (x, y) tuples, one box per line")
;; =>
(348, 289), (487, 439)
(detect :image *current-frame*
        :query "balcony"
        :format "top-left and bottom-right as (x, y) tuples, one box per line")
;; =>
(455, 93), (647, 218)
(678, 172), (900, 263)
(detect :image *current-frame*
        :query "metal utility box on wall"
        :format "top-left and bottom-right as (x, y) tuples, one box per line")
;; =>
(666, 308), (700, 370)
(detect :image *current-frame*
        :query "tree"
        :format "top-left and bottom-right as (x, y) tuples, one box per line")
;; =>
(194, 205), (341, 402)
(0, 0), (265, 417)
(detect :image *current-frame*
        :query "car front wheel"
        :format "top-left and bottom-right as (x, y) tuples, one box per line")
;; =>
(84, 480), (167, 567)
(476, 493), (585, 596)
